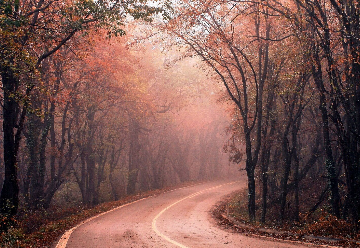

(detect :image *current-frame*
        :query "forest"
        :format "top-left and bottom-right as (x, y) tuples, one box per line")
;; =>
(1, 0), (360, 246)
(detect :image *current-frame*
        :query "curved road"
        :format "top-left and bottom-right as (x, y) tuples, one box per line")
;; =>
(56, 178), (313, 248)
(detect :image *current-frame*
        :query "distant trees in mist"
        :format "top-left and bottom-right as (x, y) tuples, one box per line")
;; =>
(0, 0), (234, 228)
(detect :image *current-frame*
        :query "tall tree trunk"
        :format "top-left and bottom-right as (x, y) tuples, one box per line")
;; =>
(0, 69), (20, 219)
(293, 144), (300, 222)
(260, 139), (272, 223)
(109, 145), (123, 201)
(260, 85), (276, 223)
(26, 112), (42, 209)
(280, 135), (291, 222)
(311, 46), (341, 218)
(127, 118), (140, 195)
(245, 130), (256, 222)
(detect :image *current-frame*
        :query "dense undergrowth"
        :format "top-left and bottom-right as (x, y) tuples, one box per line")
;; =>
(213, 190), (360, 247)
(0, 181), (200, 248)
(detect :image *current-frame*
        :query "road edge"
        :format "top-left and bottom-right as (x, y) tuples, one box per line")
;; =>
(211, 193), (359, 248)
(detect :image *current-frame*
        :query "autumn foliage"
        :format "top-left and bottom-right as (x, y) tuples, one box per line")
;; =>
(0, 2), (236, 246)
(165, 0), (360, 238)
(1, 0), (360, 246)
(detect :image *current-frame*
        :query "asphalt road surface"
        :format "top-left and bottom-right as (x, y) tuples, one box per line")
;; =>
(56, 178), (314, 248)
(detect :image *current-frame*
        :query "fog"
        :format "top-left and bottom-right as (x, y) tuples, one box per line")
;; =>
(26, 37), (242, 207)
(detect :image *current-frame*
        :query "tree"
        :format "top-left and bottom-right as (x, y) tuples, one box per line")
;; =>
(265, 0), (359, 222)
(167, 0), (272, 221)
(0, 0), (164, 220)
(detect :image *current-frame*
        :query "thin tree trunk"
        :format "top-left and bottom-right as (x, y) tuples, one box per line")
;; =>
(260, 148), (270, 223)
(245, 130), (256, 222)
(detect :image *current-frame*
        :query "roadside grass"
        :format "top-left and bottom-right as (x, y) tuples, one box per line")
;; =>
(213, 189), (360, 247)
(0, 181), (200, 248)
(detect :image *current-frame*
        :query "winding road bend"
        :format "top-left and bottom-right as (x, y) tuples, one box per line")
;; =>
(56, 178), (313, 248)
